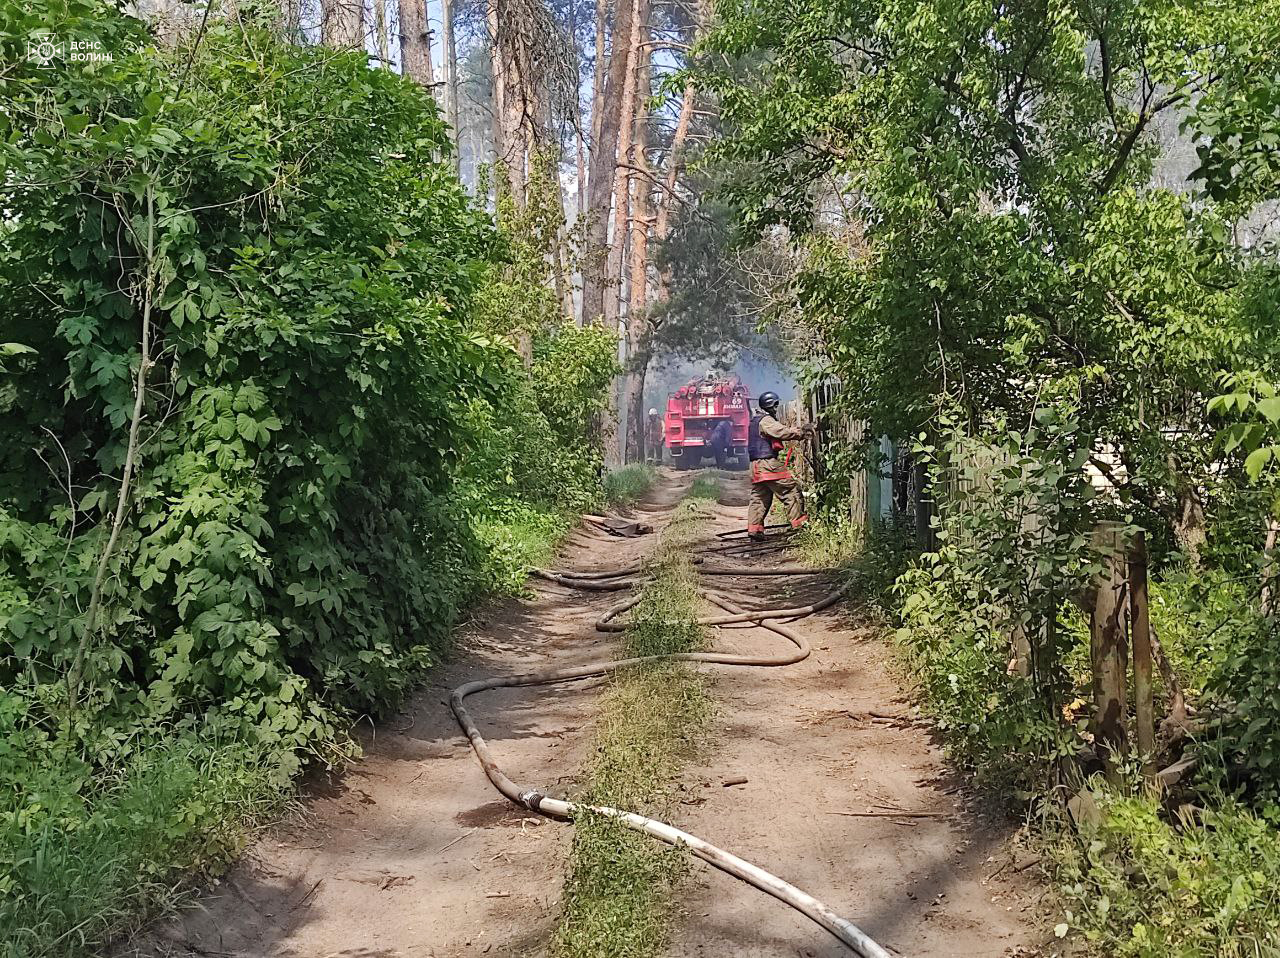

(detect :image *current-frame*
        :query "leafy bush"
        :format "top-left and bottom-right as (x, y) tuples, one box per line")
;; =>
(0, 4), (617, 954)
(1204, 616), (1280, 798)
(887, 416), (1106, 790)
(895, 561), (1075, 793)
(1053, 790), (1280, 957)
(1, 5), (508, 759)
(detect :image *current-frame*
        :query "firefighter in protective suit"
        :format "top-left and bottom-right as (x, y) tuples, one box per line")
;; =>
(646, 408), (663, 463)
(746, 391), (813, 539)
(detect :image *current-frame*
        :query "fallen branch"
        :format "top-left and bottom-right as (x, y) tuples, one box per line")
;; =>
(826, 810), (949, 819)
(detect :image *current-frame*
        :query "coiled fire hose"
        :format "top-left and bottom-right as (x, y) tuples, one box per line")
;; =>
(450, 556), (894, 958)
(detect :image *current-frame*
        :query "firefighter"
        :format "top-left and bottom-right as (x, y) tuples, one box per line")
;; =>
(646, 408), (663, 463)
(709, 417), (732, 469)
(746, 391), (814, 539)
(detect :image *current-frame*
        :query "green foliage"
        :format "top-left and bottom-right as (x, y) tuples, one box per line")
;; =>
(555, 495), (710, 958)
(1, 3), (502, 758)
(1204, 616), (1280, 798)
(0, 2), (617, 952)
(694, 0), (1280, 949)
(459, 323), (618, 517)
(696, 0), (1280, 550)
(472, 502), (571, 595)
(798, 511), (917, 607)
(1, 732), (284, 958)
(793, 511), (869, 570)
(1211, 374), (1280, 484)
(1148, 568), (1260, 708)
(463, 163), (617, 515)
(887, 415), (1106, 789)
(603, 464), (657, 507)
(1052, 790), (1280, 957)
(555, 808), (687, 958)
(894, 570), (1075, 794)
(1187, 16), (1280, 207)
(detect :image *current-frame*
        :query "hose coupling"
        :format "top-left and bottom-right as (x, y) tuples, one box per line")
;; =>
(519, 789), (545, 812)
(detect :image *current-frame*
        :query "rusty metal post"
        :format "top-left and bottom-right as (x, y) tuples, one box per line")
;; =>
(1091, 523), (1129, 781)
(1129, 530), (1155, 782)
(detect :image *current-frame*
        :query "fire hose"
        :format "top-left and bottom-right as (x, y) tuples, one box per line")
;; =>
(450, 556), (895, 958)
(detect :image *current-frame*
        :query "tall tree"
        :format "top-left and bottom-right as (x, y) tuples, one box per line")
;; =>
(601, 0), (639, 329)
(442, 0), (460, 167)
(621, 0), (652, 462)
(321, 0), (363, 48)
(580, 0), (635, 325)
(400, 0), (433, 83)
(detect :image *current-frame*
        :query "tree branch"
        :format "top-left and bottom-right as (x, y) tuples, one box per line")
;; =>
(68, 183), (157, 710)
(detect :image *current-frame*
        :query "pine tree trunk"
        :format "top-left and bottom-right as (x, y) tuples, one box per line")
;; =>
(487, 0), (504, 193)
(277, 0), (299, 38)
(589, 0), (607, 151)
(626, 346), (651, 464)
(374, 0), (389, 67)
(621, 0), (651, 463)
(400, 0), (433, 81)
(654, 1), (700, 299)
(442, 0), (459, 169)
(490, 1), (527, 206)
(322, 0), (363, 49)
(654, 78), (694, 293)
(483, 0), (524, 203)
(580, 0), (636, 326)
(603, 0), (640, 329)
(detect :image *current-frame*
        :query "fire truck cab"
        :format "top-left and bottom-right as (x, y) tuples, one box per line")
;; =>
(663, 374), (751, 468)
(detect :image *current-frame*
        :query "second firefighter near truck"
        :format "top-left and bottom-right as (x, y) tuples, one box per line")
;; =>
(746, 391), (814, 540)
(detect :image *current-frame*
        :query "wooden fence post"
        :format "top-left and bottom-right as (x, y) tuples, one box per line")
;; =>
(1091, 522), (1129, 782)
(1129, 530), (1155, 782)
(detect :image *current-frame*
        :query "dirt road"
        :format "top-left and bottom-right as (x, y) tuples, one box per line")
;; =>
(665, 477), (1046, 958)
(124, 469), (1045, 958)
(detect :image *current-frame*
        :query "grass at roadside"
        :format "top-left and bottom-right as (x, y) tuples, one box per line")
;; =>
(1, 737), (288, 958)
(554, 493), (713, 958)
(604, 464), (658, 507)
(793, 513), (917, 606)
(474, 500), (573, 593)
(686, 474), (720, 501)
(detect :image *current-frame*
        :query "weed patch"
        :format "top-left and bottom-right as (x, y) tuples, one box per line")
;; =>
(604, 465), (658, 507)
(554, 496), (711, 958)
(686, 474), (720, 501)
(1050, 789), (1280, 957)
(0, 736), (287, 958)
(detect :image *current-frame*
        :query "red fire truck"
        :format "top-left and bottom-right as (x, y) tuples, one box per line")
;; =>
(663, 375), (751, 468)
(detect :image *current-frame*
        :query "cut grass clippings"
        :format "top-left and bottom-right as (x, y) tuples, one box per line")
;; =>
(554, 491), (714, 958)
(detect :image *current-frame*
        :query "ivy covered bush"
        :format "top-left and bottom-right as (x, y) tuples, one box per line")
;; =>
(1, 1), (501, 761)
(0, 3), (616, 950)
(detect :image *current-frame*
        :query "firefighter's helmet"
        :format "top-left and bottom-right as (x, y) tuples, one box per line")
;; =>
(756, 391), (781, 415)
(648, 408), (658, 417)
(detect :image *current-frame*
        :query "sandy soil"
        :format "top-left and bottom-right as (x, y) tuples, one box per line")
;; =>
(665, 474), (1051, 958)
(121, 468), (1048, 958)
